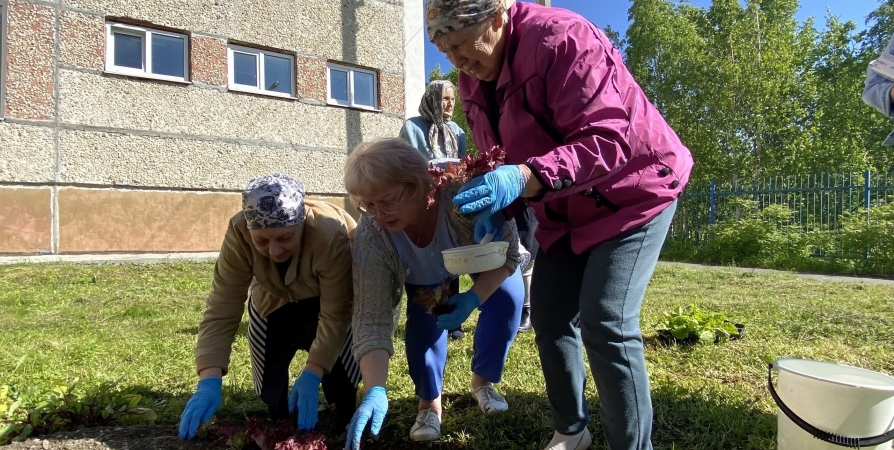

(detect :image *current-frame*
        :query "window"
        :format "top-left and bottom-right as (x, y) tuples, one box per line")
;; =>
(227, 44), (295, 98)
(327, 63), (378, 110)
(0, 1), (6, 118)
(105, 22), (188, 82)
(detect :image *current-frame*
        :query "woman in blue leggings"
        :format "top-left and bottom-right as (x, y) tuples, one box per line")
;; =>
(343, 139), (528, 448)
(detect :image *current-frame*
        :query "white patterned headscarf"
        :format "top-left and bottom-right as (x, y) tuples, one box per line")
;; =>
(241, 173), (306, 229)
(426, 0), (502, 42)
(419, 80), (459, 159)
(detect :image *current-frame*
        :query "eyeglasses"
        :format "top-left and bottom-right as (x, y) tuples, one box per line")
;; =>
(357, 189), (405, 217)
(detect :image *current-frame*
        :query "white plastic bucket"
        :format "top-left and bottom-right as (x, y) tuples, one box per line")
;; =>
(769, 359), (894, 449)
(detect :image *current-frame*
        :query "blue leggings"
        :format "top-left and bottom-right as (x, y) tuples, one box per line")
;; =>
(405, 269), (524, 401)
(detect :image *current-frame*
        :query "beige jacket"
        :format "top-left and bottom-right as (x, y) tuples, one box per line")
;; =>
(195, 200), (356, 375)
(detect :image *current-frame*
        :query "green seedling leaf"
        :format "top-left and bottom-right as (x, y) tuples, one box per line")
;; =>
(12, 424), (32, 442)
(0, 423), (18, 441)
(8, 399), (21, 417)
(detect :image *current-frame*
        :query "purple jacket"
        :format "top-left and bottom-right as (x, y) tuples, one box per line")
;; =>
(459, 2), (693, 255)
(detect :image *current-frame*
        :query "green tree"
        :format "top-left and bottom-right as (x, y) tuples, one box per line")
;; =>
(624, 0), (894, 182)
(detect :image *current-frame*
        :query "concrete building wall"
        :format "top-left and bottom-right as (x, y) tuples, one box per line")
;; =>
(403, 0), (425, 119)
(0, 0), (421, 255)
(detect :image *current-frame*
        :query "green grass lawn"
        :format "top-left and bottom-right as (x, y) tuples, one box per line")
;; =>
(1, 262), (893, 449)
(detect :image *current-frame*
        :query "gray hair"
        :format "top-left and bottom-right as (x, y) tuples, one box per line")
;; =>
(344, 139), (432, 203)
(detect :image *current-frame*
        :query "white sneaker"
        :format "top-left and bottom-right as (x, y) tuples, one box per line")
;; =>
(543, 429), (592, 450)
(471, 384), (509, 413)
(409, 408), (441, 441)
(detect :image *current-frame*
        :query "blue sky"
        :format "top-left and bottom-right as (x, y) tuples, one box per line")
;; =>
(424, 0), (881, 79)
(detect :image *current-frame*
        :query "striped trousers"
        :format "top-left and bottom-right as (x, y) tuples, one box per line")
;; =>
(248, 296), (360, 429)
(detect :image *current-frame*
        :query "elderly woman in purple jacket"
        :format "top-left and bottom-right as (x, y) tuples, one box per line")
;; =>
(426, 1), (694, 450)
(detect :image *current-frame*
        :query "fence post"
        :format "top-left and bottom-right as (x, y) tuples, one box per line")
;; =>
(709, 180), (716, 225)
(865, 170), (871, 260)
(865, 170), (872, 218)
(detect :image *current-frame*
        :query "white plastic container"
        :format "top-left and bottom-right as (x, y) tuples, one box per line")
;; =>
(770, 358), (894, 449)
(442, 241), (509, 275)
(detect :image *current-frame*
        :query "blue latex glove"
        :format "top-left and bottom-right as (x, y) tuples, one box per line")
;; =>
(474, 212), (505, 244)
(453, 165), (526, 217)
(435, 291), (481, 330)
(288, 370), (322, 430)
(178, 377), (222, 440)
(345, 386), (388, 450)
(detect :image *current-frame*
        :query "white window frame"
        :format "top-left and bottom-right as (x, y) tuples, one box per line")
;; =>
(104, 22), (189, 83)
(326, 63), (379, 111)
(227, 44), (295, 99)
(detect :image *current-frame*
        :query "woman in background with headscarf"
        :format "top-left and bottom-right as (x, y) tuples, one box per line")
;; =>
(426, 1), (694, 449)
(399, 79), (467, 161)
(178, 173), (360, 441)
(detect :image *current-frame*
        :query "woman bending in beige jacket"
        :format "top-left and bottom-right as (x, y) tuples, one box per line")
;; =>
(179, 173), (359, 440)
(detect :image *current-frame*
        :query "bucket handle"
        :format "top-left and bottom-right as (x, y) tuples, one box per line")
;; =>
(768, 363), (894, 448)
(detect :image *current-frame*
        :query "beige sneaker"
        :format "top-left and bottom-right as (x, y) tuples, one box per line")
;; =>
(543, 429), (592, 450)
(471, 384), (509, 413)
(409, 408), (441, 441)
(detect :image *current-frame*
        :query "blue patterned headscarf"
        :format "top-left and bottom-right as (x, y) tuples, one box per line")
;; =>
(426, 0), (502, 42)
(241, 173), (306, 229)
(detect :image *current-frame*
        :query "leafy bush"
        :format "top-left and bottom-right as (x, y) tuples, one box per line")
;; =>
(698, 202), (814, 268)
(838, 203), (894, 273)
(663, 199), (894, 276)
(658, 304), (741, 344)
(0, 379), (156, 445)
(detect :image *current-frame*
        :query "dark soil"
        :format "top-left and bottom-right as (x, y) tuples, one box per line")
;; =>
(2, 425), (405, 450)
(3, 425), (228, 450)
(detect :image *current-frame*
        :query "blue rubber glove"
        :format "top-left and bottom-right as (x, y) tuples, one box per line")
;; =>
(288, 370), (322, 430)
(178, 377), (222, 440)
(474, 212), (505, 244)
(435, 291), (481, 330)
(345, 386), (388, 450)
(453, 165), (526, 217)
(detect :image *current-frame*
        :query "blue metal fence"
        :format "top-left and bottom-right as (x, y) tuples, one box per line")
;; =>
(666, 171), (894, 274)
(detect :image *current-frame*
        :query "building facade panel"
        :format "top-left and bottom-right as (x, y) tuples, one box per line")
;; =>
(57, 188), (241, 253)
(61, 0), (405, 73)
(190, 35), (227, 87)
(379, 71), (405, 116)
(60, 9), (104, 70)
(5, 0), (55, 119)
(59, 130), (350, 193)
(0, 122), (56, 183)
(58, 70), (402, 152)
(0, 187), (52, 254)
(296, 54), (327, 102)
(56, 189), (354, 253)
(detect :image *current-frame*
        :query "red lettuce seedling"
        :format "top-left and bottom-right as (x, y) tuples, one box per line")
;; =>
(426, 145), (507, 207)
(234, 417), (327, 450)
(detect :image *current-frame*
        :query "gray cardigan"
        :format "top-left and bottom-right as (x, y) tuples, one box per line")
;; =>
(862, 32), (894, 145)
(350, 182), (529, 361)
